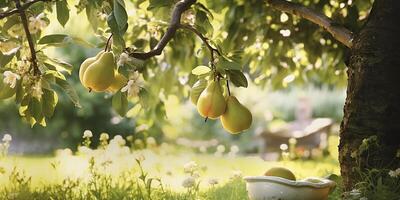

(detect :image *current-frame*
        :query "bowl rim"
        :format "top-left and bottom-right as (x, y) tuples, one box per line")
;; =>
(244, 176), (336, 189)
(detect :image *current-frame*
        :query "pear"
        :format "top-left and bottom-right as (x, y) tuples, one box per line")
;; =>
(196, 81), (226, 119)
(79, 51), (104, 85)
(107, 73), (128, 93)
(82, 52), (116, 92)
(190, 79), (207, 105)
(220, 96), (252, 134)
(264, 167), (296, 181)
(0, 74), (16, 99)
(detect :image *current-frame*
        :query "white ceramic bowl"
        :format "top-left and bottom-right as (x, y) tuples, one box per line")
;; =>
(244, 176), (336, 200)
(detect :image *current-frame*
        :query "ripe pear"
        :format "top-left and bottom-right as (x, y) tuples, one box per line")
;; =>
(79, 51), (104, 85)
(0, 74), (16, 99)
(264, 167), (296, 181)
(220, 96), (252, 134)
(190, 79), (207, 105)
(107, 73), (128, 93)
(82, 52), (116, 92)
(196, 81), (226, 119)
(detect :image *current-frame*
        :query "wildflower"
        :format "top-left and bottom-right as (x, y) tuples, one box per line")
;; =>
(2, 134), (12, 142)
(117, 52), (131, 66)
(121, 72), (143, 98)
(111, 135), (126, 146)
(192, 172), (200, 179)
(199, 146), (207, 153)
(32, 81), (43, 100)
(230, 145), (239, 154)
(100, 132), (109, 141)
(388, 168), (400, 178)
(146, 137), (157, 147)
(3, 71), (20, 89)
(28, 13), (47, 34)
(183, 161), (198, 173)
(182, 176), (195, 188)
(208, 178), (219, 186)
(230, 170), (243, 179)
(83, 130), (93, 138)
(216, 145), (225, 153)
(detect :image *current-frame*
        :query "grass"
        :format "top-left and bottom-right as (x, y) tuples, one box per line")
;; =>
(0, 136), (341, 199)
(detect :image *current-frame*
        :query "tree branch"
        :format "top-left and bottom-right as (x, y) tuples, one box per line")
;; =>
(15, 0), (40, 75)
(0, 0), (51, 19)
(267, 0), (353, 48)
(128, 0), (197, 60)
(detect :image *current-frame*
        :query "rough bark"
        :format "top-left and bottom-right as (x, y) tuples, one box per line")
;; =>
(339, 0), (400, 191)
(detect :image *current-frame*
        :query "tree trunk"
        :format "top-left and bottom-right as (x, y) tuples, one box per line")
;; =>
(339, 0), (400, 191)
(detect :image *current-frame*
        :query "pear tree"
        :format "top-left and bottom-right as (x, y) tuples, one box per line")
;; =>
(0, 0), (399, 192)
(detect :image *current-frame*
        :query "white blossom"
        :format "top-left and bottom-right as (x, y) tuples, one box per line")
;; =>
(117, 52), (131, 66)
(146, 137), (156, 147)
(28, 13), (47, 34)
(3, 71), (20, 88)
(230, 170), (243, 179)
(388, 168), (400, 178)
(182, 176), (196, 188)
(100, 133), (109, 141)
(83, 130), (93, 138)
(216, 145), (225, 153)
(208, 178), (219, 186)
(121, 72), (143, 98)
(183, 161), (198, 173)
(2, 134), (12, 142)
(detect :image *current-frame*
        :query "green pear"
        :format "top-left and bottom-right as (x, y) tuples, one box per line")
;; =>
(190, 79), (207, 105)
(196, 81), (226, 119)
(106, 72), (128, 93)
(220, 96), (252, 134)
(79, 51), (104, 85)
(264, 167), (296, 181)
(82, 52), (116, 92)
(0, 74), (16, 99)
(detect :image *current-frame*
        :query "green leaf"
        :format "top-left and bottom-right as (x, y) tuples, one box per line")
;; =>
(113, 0), (128, 35)
(28, 98), (43, 123)
(38, 34), (69, 45)
(112, 91), (128, 116)
(148, 0), (171, 10)
(227, 70), (248, 88)
(42, 89), (58, 118)
(0, 46), (19, 67)
(46, 57), (73, 74)
(190, 79), (207, 104)
(191, 65), (211, 76)
(216, 56), (242, 72)
(56, 0), (69, 27)
(107, 13), (125, 49)
(55, 78), (81, 108)
(38, 34), (94, 48)
(85, 4), (99, 31)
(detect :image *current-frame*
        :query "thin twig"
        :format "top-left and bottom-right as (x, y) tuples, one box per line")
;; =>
(128, 0), (197, 60)
(267, 0), (353, 48)
(15, 0), (40, 75)
(0, 0), (52, 19)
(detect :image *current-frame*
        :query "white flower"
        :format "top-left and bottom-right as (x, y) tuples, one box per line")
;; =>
(230, 145), (239, 154)
(2, 134), (12, 142)
(183, 161), (198, 173)
(83, 130), (93, 138)
(388, 168), (400, 178)
(100, 133), (109, 141)
(208, 178), (219, 186)
(32, 81), (43, 99)
(182, 176), (195, 188)
(121, 72), (143, 98)
(28, 13), (47, 34)
(117, 52), (131, 66)
(3, 71), (20, 88)
(111, 135), (126, 146)
(199, 146), (207, 153)
(216, 145), (225, 153)
(192, 172), (200, 179)
(230, 170), (243, 179)
(146, 137), (156, 147)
